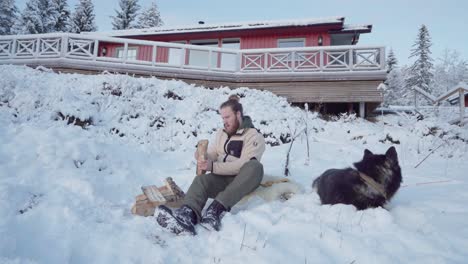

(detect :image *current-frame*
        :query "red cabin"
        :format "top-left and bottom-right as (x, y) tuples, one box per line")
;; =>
(98, 17), (371, 65)
(0, 16), (387, 117)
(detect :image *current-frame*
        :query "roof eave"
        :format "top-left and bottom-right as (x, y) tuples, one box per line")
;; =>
(93, 17), (347, 38)
(329, 25), (372, 35)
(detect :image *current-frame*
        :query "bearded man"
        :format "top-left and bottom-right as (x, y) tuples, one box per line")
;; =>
(155, 95), (266, 235)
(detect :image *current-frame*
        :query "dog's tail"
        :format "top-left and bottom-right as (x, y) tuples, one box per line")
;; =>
(312, 176), (320, 191)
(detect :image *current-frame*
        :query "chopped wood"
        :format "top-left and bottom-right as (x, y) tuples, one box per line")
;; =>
(196, 139), (209, 176)
(131, 202), (156, 217)
(141, 185), (166, 203)
(132, 177), (186, 217)
(135, 194), (148, 202)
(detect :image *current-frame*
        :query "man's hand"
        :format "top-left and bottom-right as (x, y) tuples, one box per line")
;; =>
(197, 159), (213, 172)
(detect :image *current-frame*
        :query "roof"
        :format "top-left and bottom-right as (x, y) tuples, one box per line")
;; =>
(448, 91), (468, 103)
(444, 82), (468, 103)
(89, 17), (361, 37)
(330, 24), (372, 34)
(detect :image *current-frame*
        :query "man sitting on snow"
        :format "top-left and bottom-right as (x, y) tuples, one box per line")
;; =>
(156, 95), (266, 235)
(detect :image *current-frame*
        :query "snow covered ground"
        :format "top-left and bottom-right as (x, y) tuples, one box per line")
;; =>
(1, 65), (468, 263)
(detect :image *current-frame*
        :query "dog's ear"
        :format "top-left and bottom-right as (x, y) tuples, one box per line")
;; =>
(363, 149), (373, 159)
(386, 146), (398, 161)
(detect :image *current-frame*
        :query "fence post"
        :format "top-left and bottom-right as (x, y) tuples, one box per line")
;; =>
(123, 42), (128, 63)
(380, 47), (385, 70)
(291, 51), (296, 71)
(60, 34), (68, 58)
(35, 37), (41, 58)
(180, 48), (186, 68)
(152, 45), (157, 66)
(319, 49), (324, 71)
(237, 52), (241, 72)
(93, 39), (99, 61)
(11, 37), (17, 58)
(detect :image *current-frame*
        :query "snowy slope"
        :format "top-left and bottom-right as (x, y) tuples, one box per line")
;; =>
(1, 65), (468, 264)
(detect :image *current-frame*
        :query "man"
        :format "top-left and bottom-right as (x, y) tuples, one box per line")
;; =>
(156, 95), (266, 235)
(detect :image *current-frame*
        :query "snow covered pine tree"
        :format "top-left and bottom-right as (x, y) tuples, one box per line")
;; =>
(70, 0), (97, 33)
(52, 0), (71, 32)
(136, 1), (164, 29)
(15, 0), (58, 34)
(406, 24), (434, 105)
(383, 48), (404, 106)
(111, 0), (140, 30)
(0, 0), (18, 35)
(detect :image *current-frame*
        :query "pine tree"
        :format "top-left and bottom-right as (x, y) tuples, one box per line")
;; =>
(14, 0), (41, 34)
(136, 1), (163, 29)
(0, 0), (19, 35)
(383, 48), (400, 106)
(406, 25), (434, 93)
(70, 0), (97, 33)
(386, 48), (398, 73)
(52, 0), (70, 32)
(384, 68), (406, 106)
(112, 0), (140, 30)
(15, 0), (59, 34)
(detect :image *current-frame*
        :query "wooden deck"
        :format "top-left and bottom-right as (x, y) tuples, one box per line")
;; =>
(0, 33), (386, 104)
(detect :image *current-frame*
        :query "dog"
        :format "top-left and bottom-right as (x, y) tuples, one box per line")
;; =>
(312, 146), (402, 210)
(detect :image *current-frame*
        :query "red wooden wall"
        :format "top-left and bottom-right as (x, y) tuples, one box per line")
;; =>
(98, 25), (335, 64)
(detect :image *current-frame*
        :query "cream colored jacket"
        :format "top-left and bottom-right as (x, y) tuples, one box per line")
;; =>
(206, 116), (265, 176)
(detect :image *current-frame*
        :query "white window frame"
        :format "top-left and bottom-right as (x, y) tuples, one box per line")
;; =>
(277, 38), (306, 63)
(168, 41), (185, 65)
(116, 46), (138, 60)
(190, 39), (219, 46)
(220, 38), (240, 70)
(221, 38), (240, 48)
(277, 38), (306, 48)
(188, 39), (219, 68)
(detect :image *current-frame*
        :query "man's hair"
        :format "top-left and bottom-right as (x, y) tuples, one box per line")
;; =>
(220, 95), (243, 117)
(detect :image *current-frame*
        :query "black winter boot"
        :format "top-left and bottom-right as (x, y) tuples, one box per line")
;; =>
(200, 200), (227, 231)
(156, 205), (197, 235)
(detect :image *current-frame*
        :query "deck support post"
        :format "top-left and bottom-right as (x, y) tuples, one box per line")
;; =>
(359, 102), (365, 118)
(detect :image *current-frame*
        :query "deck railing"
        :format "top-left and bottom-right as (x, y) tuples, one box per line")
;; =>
(0, 33), (385, 74)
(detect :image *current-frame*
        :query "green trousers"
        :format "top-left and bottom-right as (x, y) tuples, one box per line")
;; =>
(183, 159), (264, 221)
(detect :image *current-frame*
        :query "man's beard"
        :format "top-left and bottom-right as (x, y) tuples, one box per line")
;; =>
(225, 119), (240, 136)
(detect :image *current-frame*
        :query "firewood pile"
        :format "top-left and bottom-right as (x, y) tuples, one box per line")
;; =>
(131, 177), (185, 217)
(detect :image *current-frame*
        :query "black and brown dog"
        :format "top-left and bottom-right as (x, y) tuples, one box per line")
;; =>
(313, 146), (402, 210)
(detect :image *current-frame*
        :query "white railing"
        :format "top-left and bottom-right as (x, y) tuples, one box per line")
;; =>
(0, 33), (385, 74)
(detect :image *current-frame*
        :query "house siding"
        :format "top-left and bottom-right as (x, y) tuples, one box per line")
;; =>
(98, 25), (336, 62)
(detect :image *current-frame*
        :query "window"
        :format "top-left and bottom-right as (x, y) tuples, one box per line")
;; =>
(116, 47), (138, 60)
(168, 41), (185, 65)
(221, 39), (240, 70)
(277, 38), (305, 63)
(188, 39), (219, 68)
(278, 38), (305, 48)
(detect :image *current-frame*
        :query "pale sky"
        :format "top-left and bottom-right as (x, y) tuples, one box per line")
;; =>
(16, 0), (468, 65)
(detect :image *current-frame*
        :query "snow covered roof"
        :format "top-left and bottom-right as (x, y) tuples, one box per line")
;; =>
(330, 24), (372, 33)
(446, 82), (468, 102)
(89, 17), (349, 37)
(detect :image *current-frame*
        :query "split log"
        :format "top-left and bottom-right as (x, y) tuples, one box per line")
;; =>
(131, 177), (185, 217)
(196, 139), (209, 176)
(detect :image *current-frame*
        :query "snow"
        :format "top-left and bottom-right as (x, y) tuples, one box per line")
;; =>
(91, 16), (346, 37)
(1, 65), (468, 263)
(339, 24), (372, 32)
